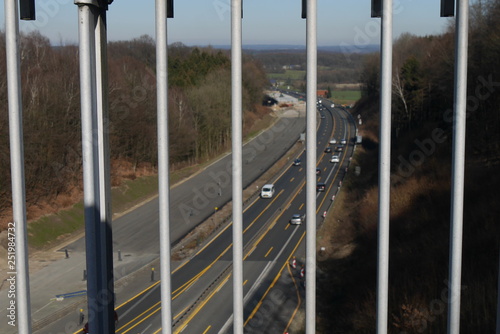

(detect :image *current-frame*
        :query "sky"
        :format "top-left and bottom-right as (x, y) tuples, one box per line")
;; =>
(0, 0), (453, 47)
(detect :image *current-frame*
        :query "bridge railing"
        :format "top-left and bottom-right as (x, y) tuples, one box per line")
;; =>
(4, 1), (493, 334)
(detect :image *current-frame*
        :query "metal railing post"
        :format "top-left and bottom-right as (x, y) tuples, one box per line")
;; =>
(305, 1), (317, 333)
(94, 5), (115, 331)
(156, 0), (173, 332)
(5, 0), (31, 332)
(376, 0), (393, 333)
(231, 1), (244, 332)
(76, 1), (115, 332)
(447, 0), (469, 333)
(497, 247), (500, 334)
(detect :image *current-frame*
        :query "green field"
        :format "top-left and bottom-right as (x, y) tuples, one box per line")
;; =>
(330, 90), (361, 105)
(267, 70), (306, 81)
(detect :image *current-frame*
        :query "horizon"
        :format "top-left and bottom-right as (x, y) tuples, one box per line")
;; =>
(0, 0), (452, 47)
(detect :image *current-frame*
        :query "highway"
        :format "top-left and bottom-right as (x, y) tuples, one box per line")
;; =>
(87, 100), (357, 334)
(183, 102), (356, 334)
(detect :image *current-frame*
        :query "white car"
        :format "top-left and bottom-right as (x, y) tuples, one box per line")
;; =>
(260, 184), (275, 198)
(330, 155), (340, 163)
(290, 214), (305, 225)
(340, 139), (347, 145)
(329, 138), (337, 145)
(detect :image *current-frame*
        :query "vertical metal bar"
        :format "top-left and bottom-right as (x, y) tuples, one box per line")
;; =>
(231, 0), (244, 333)
(4, 1), (31, 333)
(77, 5), (99, 332)
(156, 0), (173, 332)
(305, 0), (317, 333)
(497, 248), (500, 334)
(447, 0), (469, 333)
(77, 3), (116, 333)
(94, 7), (115, 332)
(376, 0), (393, 333)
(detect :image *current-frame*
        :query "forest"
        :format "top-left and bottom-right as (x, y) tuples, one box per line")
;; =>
(251, 49), (365, 86)
(0, 34), (269, 229)
(317, 1), (499, 333)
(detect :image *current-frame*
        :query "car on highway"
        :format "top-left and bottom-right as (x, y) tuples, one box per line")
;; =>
(329, 138), (337, 145)
(261, 184), (275, 198)
(336, 146), (343, 152)
(316, 168), (321, 175)
(324, 147), (332, 153)
(330, 155), (340, 163)
(340, 139), (347, 145)
(320, 114), (326, 119)
(316, 182), (326, 192)
(293, 158), (301, 166)
(290, 213), (305, 225)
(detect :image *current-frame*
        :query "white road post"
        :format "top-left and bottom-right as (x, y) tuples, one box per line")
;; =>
(156, 0), (173, 332)
(376, 0), (393, 333)
(5, 1), (31, 332)
(447, 0), (469, 333)
(305, 0), (318, 333)
(231, 0), (244, 333)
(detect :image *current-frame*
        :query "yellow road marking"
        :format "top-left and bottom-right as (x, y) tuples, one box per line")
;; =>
(243, 181), (305, 260)
(283, 262), (302, 333)
(171, 190), (284, 299)
(264, 247), (273, 258)
(244, 232), (306, 325)
(175, 274), (231, 334)
(115, 301), (161, 333)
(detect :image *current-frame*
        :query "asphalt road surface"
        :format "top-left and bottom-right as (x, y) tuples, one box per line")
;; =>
(76, 100), (357, 334)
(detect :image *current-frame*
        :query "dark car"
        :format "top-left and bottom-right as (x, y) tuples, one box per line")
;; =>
(336, 146), (343, 152)
(316, 182), (326, 192)
(324, 147), (332, 153)
(293, 158), (301, 166)
(316, 168), (321, 175)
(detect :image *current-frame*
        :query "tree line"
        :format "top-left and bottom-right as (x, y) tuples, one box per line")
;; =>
(0, 33), (268, 227)
(252, 50), (364, 84)
(360, 0), (500, 156)
(318, 1), (500, 332)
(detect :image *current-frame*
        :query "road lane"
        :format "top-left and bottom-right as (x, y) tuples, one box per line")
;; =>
(167, 102), (349, 334)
